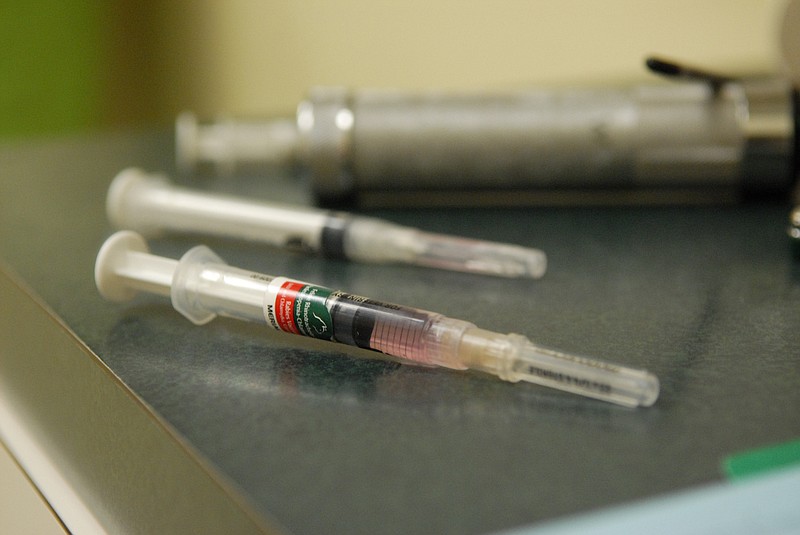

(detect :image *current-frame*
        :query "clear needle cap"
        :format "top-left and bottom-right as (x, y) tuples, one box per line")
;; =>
(344, 217), (547, 279)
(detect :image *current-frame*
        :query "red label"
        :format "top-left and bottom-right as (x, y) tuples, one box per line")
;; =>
(275, 280), (304, 334)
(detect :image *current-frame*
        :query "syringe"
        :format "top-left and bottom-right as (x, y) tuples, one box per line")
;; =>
(95, 231), (659, 407)
(176, 58), (796, 207)
(106, 168), (546, 279)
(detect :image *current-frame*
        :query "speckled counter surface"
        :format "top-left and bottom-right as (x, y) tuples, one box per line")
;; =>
(2, 131), (799, 534)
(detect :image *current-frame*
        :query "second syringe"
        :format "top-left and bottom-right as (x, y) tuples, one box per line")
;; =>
(106, 168), (547, 279)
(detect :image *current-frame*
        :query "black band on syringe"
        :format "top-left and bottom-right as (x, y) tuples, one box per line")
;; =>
(320, 213), (351, 259)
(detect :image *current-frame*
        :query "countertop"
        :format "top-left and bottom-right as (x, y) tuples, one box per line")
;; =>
(1, 130), (799, 534)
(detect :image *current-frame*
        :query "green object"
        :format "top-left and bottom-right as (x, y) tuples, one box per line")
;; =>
(0, 2), (105, 138)
(724, 438), (800, 480)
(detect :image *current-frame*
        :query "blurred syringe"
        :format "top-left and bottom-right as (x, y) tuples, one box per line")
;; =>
(107, 168), (546, 279)
(95, 231), (659, 407)
(175, 57), (796, 207)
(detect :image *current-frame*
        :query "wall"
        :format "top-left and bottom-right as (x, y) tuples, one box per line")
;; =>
(0, 2), (105, 137)
(154, 0), (788, 119)
(0, 1), (790, 137)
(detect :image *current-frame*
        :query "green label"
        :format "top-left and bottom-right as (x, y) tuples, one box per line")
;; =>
(293, 284), (334, 340)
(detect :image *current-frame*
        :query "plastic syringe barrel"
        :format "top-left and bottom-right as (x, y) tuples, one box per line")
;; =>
(95, 231), (658, 407)
(107, 168), (330, 251)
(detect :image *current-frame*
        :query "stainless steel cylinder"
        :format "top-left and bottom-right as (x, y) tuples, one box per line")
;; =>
(297, 81), (794, 205)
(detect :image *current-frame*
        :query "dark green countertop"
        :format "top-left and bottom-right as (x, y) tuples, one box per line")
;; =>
(2, 131), (800, 534)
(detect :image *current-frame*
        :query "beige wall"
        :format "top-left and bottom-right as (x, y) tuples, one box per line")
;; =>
(134, 0), (788, 122)
(2, 1), (789, 136)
